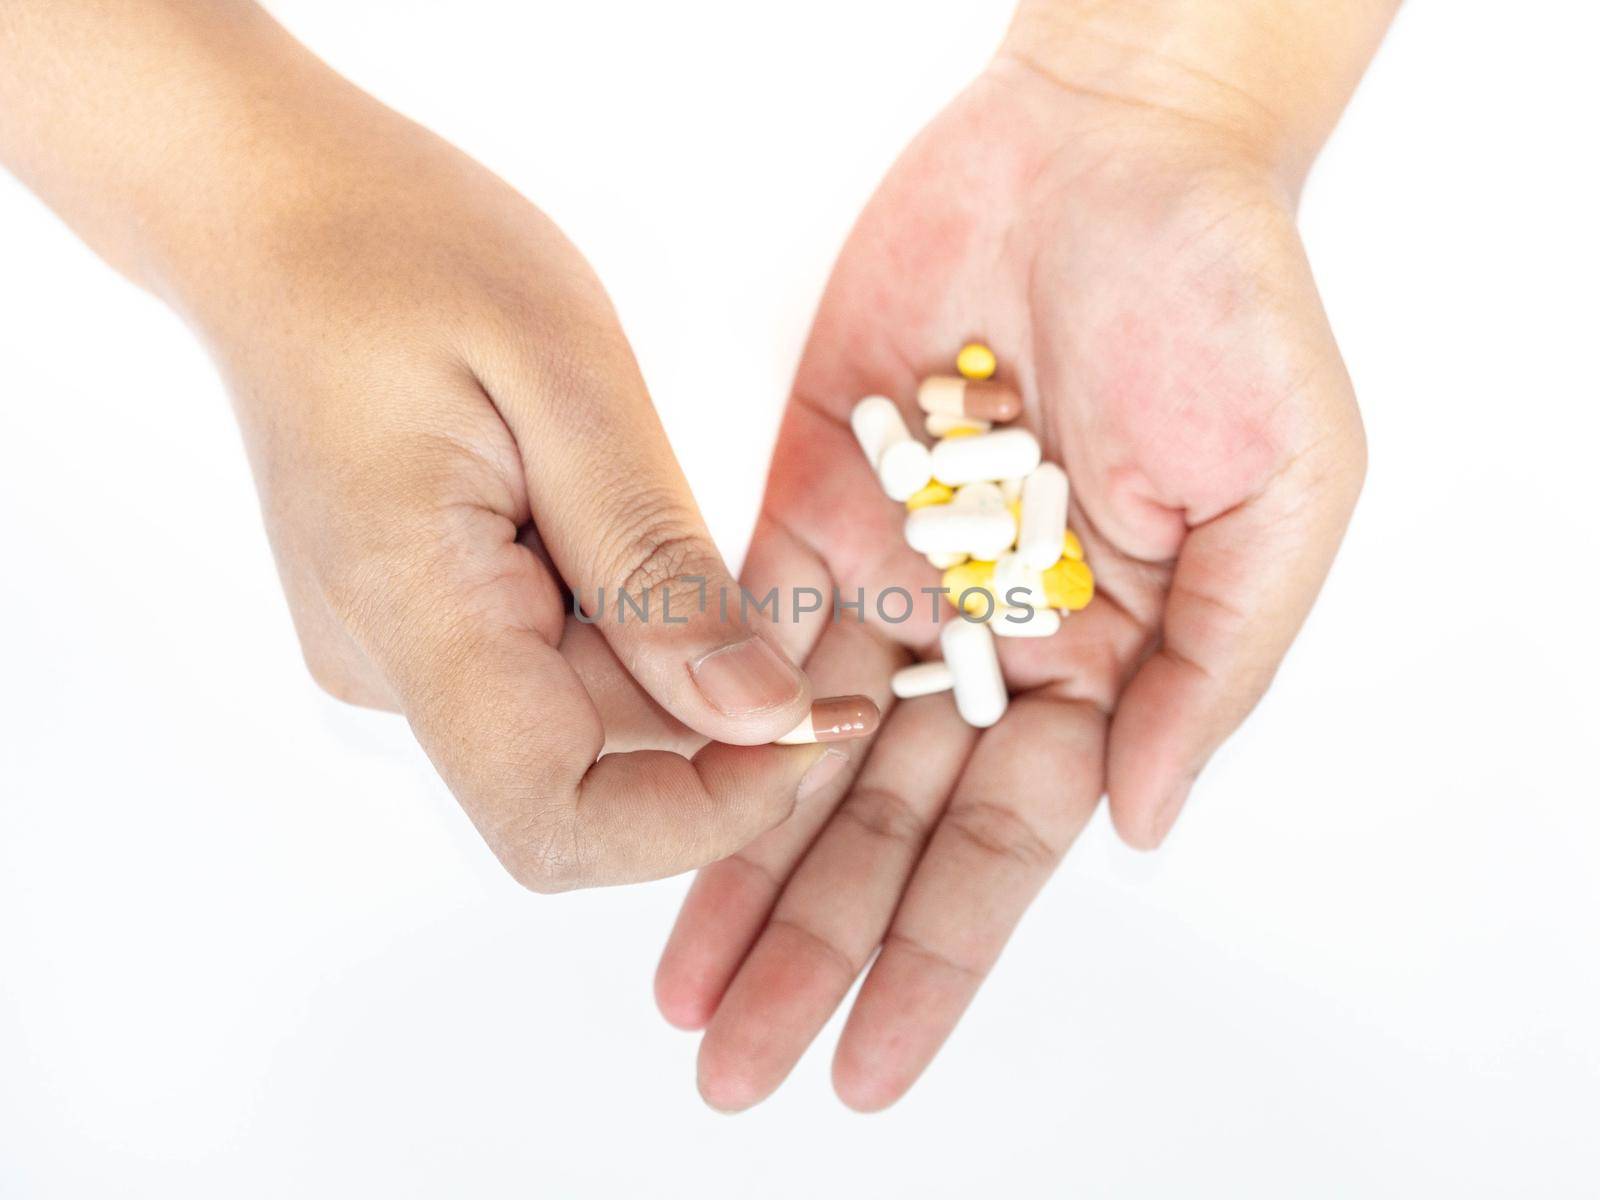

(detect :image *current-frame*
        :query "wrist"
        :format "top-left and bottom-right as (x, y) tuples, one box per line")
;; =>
(0, 3), (410, 332)
(999, 0), (1399, 190)
(125, 32), (391, 329)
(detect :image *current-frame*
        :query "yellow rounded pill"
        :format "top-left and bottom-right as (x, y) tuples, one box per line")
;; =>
(906, 481), (955, 511)
(943, 560), (997, 612)
(1042, 558), (1095, 611)
(1062, 530), (1084, 561)
(956, 342), (997, 381)
(940, 424), (985, 440)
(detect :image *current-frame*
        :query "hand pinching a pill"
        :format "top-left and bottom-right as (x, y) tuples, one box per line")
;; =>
(2, 0), (1390, 1124)
(657, 55), (1366, 1112)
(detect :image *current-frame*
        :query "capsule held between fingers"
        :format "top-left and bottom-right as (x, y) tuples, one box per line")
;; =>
(773, 695), (882, 745)
(919, 375), (1023, 423)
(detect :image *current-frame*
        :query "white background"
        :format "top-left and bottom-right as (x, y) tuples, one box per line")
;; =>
(2, 2), (1597, 1196)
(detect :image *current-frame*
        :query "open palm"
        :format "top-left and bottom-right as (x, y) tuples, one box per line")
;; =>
(656, 60), (1364, 1110)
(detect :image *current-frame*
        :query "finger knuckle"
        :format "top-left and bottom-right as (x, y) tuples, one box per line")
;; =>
(497, 817), (586, 894)
(837, 785), (926, 850)
(943, 800), (1059, 872)
(301, 647), (355, 702)
(299, 643), (393, 711)
(600, 488), (721, 604)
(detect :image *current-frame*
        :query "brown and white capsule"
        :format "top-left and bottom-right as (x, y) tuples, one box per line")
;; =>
(918, 375), (1023, 423)
(773, 695), (881, 745)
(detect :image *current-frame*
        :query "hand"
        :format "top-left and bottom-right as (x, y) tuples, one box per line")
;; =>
(149, 26), (853, 890)
(655, 44), (1365, 1108)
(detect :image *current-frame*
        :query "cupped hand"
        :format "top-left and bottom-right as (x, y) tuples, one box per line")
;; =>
(655, 55), (1365, 1109)
(193, 73), (857, 891)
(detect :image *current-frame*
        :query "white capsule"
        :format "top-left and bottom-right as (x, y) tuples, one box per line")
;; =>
(904, 502), (1015, 560)
(850, 395), (904, 465)
(940, 617), (1008, 728)
(947, 483), (1011, 563)
(952, 480), (1005, 508)
(850, 396), (932, 501)
(891, 661), (955, 699)
(931, 427), (1041, 486)
(992, 551), (1046, 611)
(963, 482), (1020, 558)
(991, 606), (1062, 638)
(878, 439), (934, 501)
(999, 477), (1025, 504)
(925, 412), (991, 438)
(1018, 463), (1069, 570)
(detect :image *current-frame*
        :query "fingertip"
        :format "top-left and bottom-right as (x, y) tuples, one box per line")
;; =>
(1107, 756), (1198, 851)
(687, 635), (811, 744)
(1110, 809), (1165, 852)
(690, 740), (823, 835)
(1149, 779), (1193, 845)
(831, 1052), (905, 1114)
(654, 863), (773, 1041)
(1105, 659), (1209, 851)
(696, 1042), (766, 1114)
(796, 746), (849, 803)
(653, 965), (715, 1032)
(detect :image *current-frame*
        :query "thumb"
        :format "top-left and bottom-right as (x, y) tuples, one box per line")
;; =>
(1106, 424), (1365, 849)
(323, 424), (854, 890)
(480, 318), (815, 745)
(384, 567), (848, 890)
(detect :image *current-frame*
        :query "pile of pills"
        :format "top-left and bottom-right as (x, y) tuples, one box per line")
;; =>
(850, 344), (1094, 729)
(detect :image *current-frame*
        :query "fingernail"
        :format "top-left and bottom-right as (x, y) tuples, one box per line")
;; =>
(689, 637), (805, 716)
(796, 748), (848, 803)
(773, 695), (882, 745)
